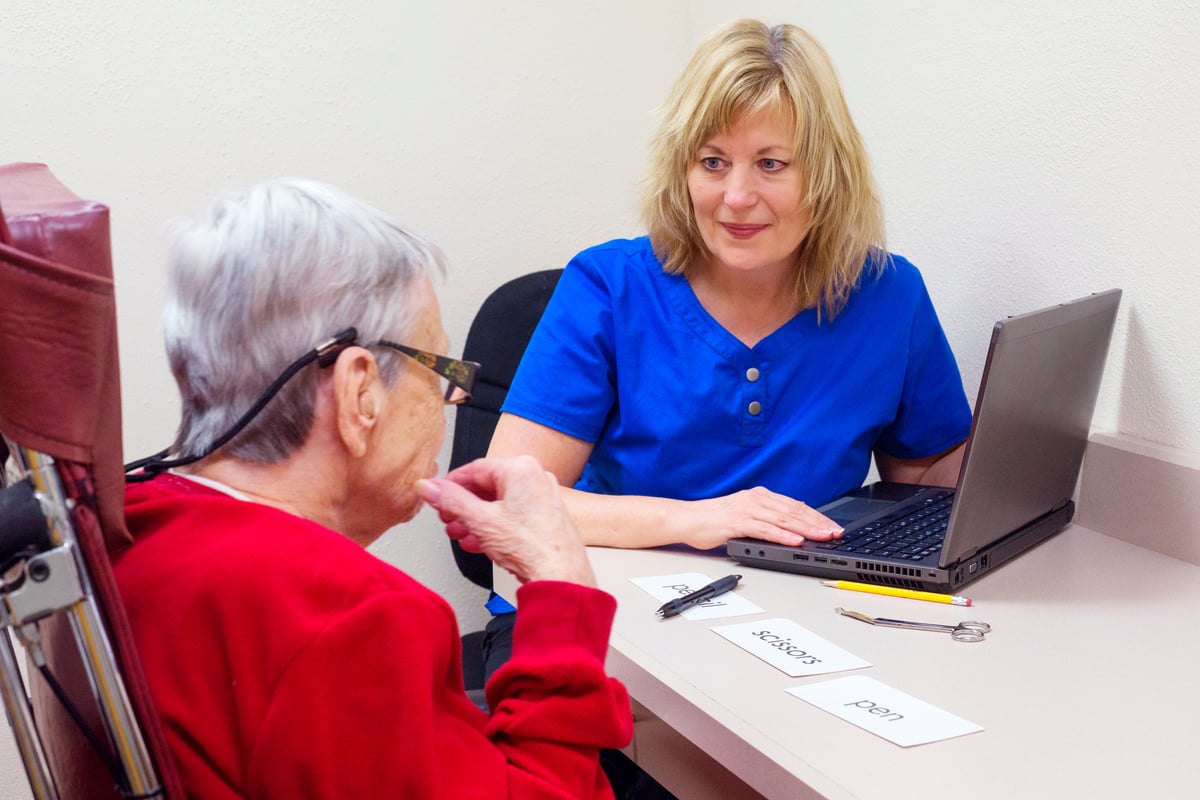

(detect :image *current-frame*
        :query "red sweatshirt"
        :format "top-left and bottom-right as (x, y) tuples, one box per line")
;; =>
(115, 474), (632, 798)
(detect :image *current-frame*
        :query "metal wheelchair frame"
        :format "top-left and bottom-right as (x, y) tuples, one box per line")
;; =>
(1, 444), (162, 799)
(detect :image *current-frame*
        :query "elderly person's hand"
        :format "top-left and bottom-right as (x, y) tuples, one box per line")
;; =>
(417, 455), (596, 587)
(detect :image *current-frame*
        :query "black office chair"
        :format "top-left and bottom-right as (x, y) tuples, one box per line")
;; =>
(449, 269), (562, 692)
(447, 267), (677, 800)
(0, 162), (184, 798)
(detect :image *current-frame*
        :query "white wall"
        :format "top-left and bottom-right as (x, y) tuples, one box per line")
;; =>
(3, 0), (1198, 794)
(696, 0), (1200, 454)
(3, 0), (688, 627)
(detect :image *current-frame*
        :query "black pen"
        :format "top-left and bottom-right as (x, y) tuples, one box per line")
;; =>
(656, 574), (743, 618)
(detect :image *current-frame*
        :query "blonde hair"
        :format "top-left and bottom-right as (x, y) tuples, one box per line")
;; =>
(643, 19), (887, 319)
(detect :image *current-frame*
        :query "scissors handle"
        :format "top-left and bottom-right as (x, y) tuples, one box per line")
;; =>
(951, 621), (992, 642)
(951, 628), (985, 643)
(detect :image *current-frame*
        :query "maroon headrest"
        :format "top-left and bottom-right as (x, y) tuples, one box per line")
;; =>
(0, 162), (131, 551)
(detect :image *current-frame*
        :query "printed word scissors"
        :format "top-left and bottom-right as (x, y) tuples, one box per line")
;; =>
(835, 608), (992, 643)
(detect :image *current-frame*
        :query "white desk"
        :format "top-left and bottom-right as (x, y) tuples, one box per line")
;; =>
(498, 524), (1200, 799)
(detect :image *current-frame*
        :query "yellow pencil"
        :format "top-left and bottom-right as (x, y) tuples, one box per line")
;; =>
(820, 580), (973, 607)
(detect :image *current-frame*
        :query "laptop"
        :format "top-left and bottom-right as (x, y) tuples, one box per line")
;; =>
(727, 289), (1122, 592)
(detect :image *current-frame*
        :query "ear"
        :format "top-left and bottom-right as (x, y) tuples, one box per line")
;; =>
(331, 347), (382, 459)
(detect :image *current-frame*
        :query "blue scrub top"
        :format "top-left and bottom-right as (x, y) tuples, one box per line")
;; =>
(502, 237), (971, 507)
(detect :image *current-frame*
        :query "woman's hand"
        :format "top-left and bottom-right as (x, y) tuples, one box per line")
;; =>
(560, 484), (843, 550)
(678, 487), (843, 550)
(416, 455), (596, 587)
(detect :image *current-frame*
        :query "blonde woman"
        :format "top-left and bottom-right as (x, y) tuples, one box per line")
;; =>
(490, 19), (971, 551)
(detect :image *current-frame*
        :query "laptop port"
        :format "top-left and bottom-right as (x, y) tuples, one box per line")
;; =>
(832, 559), (848, 566)
(793, 553), (809, 561)
(814, 556), (828, 563)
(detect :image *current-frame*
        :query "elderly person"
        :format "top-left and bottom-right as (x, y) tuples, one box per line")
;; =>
(115, 179), (632, 798)
(488, 19), (972, 551)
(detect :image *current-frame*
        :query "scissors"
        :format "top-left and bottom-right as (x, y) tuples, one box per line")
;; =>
(835, 608), (992, 643)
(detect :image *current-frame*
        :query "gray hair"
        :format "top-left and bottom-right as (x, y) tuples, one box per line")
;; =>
(164, 178), (446, 463)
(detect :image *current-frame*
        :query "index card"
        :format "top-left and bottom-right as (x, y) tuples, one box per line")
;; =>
(629, 573), (764, 620)
(710, 617), (871, 677)
(787, 675), (983, 747)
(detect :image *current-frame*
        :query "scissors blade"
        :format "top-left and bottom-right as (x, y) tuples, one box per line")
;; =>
(871, 616), (961, 634)
(835, 608), (952, 632)
(834, 608), (877, 625)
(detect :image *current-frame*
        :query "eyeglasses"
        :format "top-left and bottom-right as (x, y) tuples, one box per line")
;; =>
(125, 328), (480, 481)
(372, 340), (480, 405)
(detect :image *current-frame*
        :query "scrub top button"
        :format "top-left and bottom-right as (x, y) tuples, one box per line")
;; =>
(745, 367), (760, 382)
(748, 401), (762, 416)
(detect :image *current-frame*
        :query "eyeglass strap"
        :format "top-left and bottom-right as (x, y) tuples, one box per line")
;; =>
(124, 328), (359, 481)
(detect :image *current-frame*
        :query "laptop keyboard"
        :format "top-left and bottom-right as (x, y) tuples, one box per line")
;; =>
(812, 489), (955, 561)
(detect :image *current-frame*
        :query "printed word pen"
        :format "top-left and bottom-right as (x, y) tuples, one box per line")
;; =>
(820, 579), (972, 607)
(656, 574), (743, 618)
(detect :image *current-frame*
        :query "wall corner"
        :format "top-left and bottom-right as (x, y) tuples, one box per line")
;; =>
(1077, 431), (1200, 565)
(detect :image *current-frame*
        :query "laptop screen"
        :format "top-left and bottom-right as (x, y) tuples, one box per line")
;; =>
(940, 289), (1121, 566)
